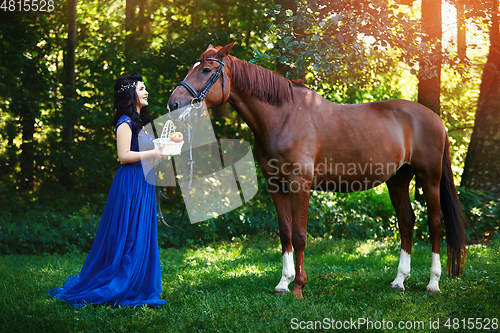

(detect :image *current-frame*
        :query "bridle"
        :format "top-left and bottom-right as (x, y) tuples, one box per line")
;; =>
(177, 57), (226, 108)
(157, 57), (226, 228)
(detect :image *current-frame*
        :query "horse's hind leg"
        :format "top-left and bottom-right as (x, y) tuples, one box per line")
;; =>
(386, 165), (415, 291)
(417, 171), (444, 292)
(270, 190), (295, 295)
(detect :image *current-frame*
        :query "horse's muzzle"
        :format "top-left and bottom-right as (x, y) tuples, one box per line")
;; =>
(167, 100), (180, 112)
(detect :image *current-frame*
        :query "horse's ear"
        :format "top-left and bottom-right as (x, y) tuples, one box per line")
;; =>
(217, 40), (236, 58)
(205, 44), (215, 52)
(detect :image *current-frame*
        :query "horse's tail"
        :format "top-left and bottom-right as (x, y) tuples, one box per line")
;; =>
(440, 135), (467, 277)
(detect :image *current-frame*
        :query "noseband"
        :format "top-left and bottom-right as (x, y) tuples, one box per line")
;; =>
(177, 57), (226, 108)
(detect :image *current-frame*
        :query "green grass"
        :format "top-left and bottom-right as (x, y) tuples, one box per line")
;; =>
(0, 237), (499, 332)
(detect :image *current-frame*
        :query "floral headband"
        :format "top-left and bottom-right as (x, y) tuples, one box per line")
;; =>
(118, 81), (137, 93)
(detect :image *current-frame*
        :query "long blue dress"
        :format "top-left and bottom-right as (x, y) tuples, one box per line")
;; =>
(47, 115), (167, 308)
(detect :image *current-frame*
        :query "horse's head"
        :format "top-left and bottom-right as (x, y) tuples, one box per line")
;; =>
(168, 42), (235, 118)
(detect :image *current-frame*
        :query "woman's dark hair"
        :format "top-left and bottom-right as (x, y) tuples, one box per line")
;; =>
(111, 72), (151, 133)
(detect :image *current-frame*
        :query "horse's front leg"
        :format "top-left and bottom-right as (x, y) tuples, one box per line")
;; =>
(289, 176), (312, 299)
(269, 190), (295, 295)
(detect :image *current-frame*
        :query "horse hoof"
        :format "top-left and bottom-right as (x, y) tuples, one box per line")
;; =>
(292, 290), (304, 299)
(391, 284), (404, 291)
(426, 287), (440, 293)
(274, 289), (289, 296)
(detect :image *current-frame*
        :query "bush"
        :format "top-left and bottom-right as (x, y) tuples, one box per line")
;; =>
(155, 176), (411, 248)
(0, 205), (99, 254)
(458, 187), (500, 243)
(1, 177), (498, 254)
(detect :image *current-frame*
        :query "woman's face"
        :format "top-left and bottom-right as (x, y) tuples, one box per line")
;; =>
(135, 81), (149, 112)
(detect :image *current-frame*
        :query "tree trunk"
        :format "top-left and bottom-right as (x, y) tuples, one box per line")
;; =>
(417, 0), (442, 115)
(415, 0), (442, 202)
(125, 0), (150, 63)
(125, 0), (137, 60)
(138, 0), (151, 47)
(461, 0), (500, 196)
(19, 102), (34, 191)
(60, 0), (77, 189)
(3, 119), (17, 177)
(457, 0), (466, 61)
(65, 0), (76, 93)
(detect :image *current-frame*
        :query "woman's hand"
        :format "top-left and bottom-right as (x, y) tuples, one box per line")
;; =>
(152, 147), (162, 160)
(154, 146), (172, 159)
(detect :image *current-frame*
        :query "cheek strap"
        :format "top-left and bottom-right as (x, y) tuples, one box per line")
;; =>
(178, 57), (225, 107)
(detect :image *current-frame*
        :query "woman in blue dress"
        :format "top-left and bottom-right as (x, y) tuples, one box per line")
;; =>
(47, 73), (168, 308)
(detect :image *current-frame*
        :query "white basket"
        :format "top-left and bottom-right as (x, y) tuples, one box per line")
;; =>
(153, 120), (184, 156)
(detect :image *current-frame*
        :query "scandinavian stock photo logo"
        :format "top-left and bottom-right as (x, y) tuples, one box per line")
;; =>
(139, 104), (258, 223)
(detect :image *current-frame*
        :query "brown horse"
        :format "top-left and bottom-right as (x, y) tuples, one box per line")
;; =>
(168, 42), (467, 298)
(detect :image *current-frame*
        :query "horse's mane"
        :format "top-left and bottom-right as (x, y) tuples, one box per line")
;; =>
(200, 48), (308, 106)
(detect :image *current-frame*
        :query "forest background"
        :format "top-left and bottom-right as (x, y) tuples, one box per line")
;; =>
(0, 0), (499, 254)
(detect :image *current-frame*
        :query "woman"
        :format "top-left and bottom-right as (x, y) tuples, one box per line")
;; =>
(47, 73), (168, 307)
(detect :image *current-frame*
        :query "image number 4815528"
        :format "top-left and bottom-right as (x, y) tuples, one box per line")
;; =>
(0, 0), (55, 12)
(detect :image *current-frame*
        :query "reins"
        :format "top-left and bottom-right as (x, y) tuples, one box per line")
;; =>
(157, 56), (226, 228)
(156, 108), (198, 229)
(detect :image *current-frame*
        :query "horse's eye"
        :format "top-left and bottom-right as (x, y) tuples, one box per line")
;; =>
(202, 67), (212, 73)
